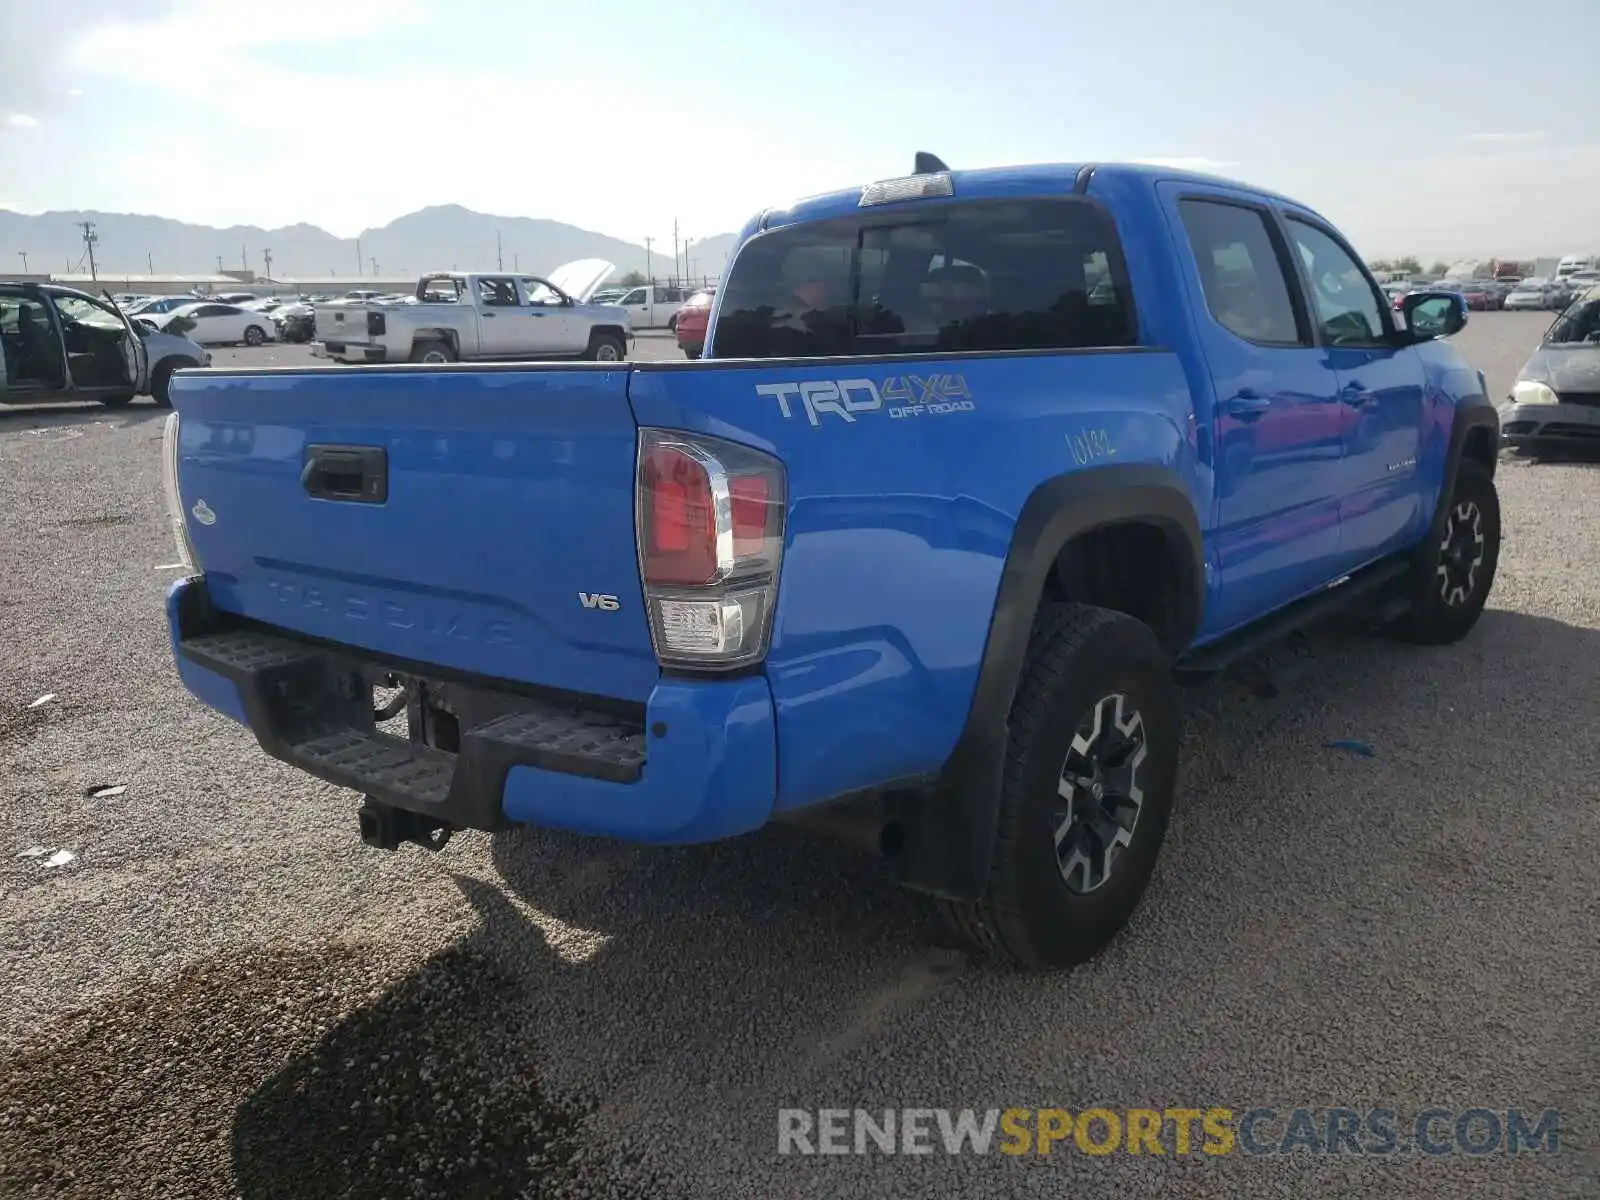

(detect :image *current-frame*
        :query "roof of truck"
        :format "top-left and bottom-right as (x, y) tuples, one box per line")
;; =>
(751, 161), (1310, 237)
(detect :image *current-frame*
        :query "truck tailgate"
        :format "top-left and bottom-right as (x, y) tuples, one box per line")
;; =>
(169, 365), (658, 702)
(314, 303), (373, 345)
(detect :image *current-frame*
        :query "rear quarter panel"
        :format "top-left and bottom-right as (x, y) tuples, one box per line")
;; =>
(628, 351), (1198, 812)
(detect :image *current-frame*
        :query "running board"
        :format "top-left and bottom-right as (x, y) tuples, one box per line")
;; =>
(1176, 557), (1412, 680)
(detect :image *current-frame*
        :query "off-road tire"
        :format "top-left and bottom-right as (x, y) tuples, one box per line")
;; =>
(584, 332), (625, 362)
(243, 325), (267, 346)
(1394, 461), (1500, 645)
(937, 603), (1181, 969)
(409, 340), (456, 364)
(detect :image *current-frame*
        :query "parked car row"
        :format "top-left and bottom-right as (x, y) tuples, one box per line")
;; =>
(1376, 274), (1593, 314)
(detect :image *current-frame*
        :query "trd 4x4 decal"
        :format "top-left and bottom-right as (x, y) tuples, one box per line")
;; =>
(755, 374), (975, 426)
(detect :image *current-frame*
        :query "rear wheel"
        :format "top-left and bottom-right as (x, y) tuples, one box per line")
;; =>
(1393, 461), (1500, 645)
(243, 325), (266, 346)
(585, 332), (625, 362)
(937, 604), (1181, 969)
(683, 345), (702, 361)
(409, 340), (456, 364)
(667, 314), (679, 333)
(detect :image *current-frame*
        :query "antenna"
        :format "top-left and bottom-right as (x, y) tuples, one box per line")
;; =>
(914, 152), (950, 174)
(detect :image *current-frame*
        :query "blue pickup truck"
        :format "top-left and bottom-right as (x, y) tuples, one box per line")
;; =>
(161, 156), (1499, 969)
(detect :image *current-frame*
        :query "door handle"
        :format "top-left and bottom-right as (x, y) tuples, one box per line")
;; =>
(1222, 390), (1272, 419)
(482, 312), (496, 319)
(302, 445), (387, 504)
(1340, 382), (1373, 407)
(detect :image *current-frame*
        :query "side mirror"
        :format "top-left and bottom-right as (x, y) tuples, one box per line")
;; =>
(1401, 291), (1467, 341)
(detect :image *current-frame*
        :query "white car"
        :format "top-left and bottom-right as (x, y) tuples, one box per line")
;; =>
(611, 284), (694, 330)
(142, 301), (277, 345)
(1503, 279), (1562, 311)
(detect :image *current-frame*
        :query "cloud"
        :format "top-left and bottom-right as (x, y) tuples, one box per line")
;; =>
(0, 0), (179, 110)
(6, 113), (39, 127)
(1460, 132), (1550, 145)
(1127, 156), (1240, 174)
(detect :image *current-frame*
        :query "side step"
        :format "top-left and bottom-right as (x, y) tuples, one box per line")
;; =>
(1176, 556), (1411, 681)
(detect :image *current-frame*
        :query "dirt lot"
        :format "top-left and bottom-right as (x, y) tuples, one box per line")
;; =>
(1, 314), (1596, 1199)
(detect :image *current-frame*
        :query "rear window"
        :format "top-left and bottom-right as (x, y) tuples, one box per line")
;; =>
(713, 198), (1136, 359)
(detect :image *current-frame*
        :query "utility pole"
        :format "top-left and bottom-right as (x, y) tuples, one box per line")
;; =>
(216, 255), (225, 272)
(356, 235), (363, 277)
(263, 248), (273, 280)
(496, 230), (503, 271)
(672, 220), (679, 286)
(240, 243), (247, 271)
(16, 251), (27, 273)
(78, 220), (99, 281)
(513, 252), (519, 272)
(370, 257), (378, 276)
(683, 237), (692, 285)
(147, 251), (154, 274)
(644, 236), (653, 285)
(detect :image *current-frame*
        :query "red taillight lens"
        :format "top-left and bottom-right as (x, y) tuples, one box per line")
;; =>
(636, 429), (786, 670)
(730, 475), (770, 558)
(640, 443), (717, 584)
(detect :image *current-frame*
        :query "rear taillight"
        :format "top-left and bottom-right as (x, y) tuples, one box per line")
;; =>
(367, 310), (386, 336)
(161, 412), (200, 574)
(636, 429), (785, 670)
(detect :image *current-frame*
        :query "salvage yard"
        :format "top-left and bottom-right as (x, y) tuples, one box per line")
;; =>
(1, 314), (1596, 1198)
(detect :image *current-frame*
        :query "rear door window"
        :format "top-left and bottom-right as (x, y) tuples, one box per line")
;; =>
(713, 198), (1136, 359)
(1177, 199), (1305, 345)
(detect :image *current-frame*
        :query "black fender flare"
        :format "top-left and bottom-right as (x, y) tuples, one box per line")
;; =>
(1428, 394), (1499, 549)
(895, 463), (1204, 900)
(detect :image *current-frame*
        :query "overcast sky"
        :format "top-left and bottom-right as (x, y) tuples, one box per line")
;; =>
(1, 0), (1596, 260)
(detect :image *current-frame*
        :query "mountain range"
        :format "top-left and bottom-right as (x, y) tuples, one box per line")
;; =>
(0, 204), (738, 284)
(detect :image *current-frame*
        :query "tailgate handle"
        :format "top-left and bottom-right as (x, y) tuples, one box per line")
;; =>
(302, 445), (388, 504)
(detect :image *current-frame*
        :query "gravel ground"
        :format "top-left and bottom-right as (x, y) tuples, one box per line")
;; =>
(1, 314), (1595, 1199)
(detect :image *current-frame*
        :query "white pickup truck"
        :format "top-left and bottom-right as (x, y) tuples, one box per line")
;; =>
(311, 259), (632, 364)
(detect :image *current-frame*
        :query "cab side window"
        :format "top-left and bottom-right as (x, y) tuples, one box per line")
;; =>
(621, 289), (647, 306)
(1284, 218), (1387, 346)
(476, 278), (519, 307)
(1178, 199), (1305, 346)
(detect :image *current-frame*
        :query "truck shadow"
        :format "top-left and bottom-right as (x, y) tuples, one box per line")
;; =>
(218, 606), (1600, 1195)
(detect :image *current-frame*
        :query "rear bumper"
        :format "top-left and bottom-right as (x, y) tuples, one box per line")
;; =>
(165, 575), (777, 844)
(1499, 400), (1600, 445)
(310, 340), (388, 363)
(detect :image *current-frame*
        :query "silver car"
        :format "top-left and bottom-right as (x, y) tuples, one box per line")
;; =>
(1, 281), (210, 408)
(1503, 279), (1561, 311)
